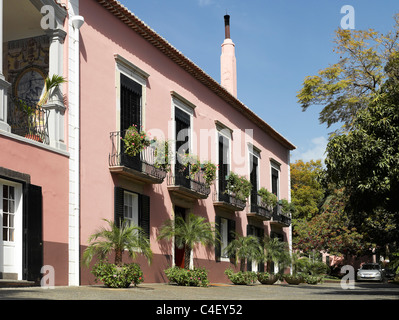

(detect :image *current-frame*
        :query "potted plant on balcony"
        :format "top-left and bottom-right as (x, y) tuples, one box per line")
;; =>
(122, 125), (151, 157)
(280, 199), (295, 215)
(225, 172), (252, 205)
(202, 161), (217, 187)
(258, 187), (278, 210)
(16, 98), (44, 142)
(153, 139), (172, 172)
(19, 74), (66, 143)
(177, 152), (201, 180)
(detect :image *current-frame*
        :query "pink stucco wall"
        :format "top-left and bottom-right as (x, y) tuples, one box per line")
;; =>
(79, 0), (291, 283)
(0, 136), (69, 285)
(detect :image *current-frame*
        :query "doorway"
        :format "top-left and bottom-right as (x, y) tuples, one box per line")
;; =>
(174, 206), (186, 268)
(0, 180), (23, 280)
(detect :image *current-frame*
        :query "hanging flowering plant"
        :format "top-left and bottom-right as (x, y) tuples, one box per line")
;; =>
(202, 161), (217, 187)
(177, 151), (201, 180)
(153, 139), (172, 172)
(122, 125), (151, 157)
(225, 172), (252, 201)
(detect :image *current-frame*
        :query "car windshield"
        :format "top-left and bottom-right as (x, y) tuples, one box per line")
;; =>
(361, 264), (380, 270)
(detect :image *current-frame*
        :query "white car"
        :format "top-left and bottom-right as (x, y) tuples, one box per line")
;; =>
(356, 263), (385, 282)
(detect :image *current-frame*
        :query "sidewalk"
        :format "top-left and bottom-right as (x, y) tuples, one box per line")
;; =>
(0, 281), (398, 300)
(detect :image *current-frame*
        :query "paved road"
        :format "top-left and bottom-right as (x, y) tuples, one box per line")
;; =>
(0, 281), (397, 300)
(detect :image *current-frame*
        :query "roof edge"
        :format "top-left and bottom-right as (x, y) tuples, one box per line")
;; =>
(95, 0), (296, 150)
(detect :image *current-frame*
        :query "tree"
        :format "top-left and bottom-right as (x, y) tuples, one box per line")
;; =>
(158, 212), (217, 270)
(224, 234), (263, 272)
(82, 219), (153, 267)
(297, 14), (399, 129)
(292, 189), (366, 261)
(324, 52), (399, 250)
(290, 160), (324, 220)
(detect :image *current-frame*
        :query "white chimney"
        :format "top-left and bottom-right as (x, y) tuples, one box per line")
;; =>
(220, 15), (237, 97)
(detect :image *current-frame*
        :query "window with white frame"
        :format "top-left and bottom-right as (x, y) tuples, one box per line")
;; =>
(123, 191), (139, 227)
(220, 217), (229, 259)
(2, 185), (15, 242)
(215, 215), (235, 261)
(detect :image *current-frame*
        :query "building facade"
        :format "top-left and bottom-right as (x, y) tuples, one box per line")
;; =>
(0, 0), (295, 286)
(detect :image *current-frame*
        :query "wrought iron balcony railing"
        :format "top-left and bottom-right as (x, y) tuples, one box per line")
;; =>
(7, 96), (49, 144)
(109, 131), (167, 183)
(272, 203), (292, 226)
(212, 180), (247, 211)
(248, 192), (273, 220)
(167, 166), (210, 199)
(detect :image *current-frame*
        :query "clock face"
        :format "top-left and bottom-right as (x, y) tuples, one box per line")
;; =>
(14, 67), (46, 103)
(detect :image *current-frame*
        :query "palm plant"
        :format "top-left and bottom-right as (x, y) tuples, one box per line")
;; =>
(262, 236), (291, 274)
(158, 212), (217, 270)
(224, 234), (263, 272)
(38, 74), (67, 107)
(82, 219), (152, 267)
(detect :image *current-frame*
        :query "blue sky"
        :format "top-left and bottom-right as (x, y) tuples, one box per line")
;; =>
(118, 0), (398, 163)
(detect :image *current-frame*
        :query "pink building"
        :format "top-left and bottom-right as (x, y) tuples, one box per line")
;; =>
(0, 0), (295, 286)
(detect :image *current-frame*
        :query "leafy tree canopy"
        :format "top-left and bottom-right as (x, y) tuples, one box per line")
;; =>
(297, 14), (399, 129)
(290, 159), (324, 220)
(324, 52), (399, 249)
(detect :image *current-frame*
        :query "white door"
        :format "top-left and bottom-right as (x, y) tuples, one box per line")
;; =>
(0, 180), (23, 280)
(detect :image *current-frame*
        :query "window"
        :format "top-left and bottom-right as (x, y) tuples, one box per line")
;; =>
(2, 185), (15, 242)
(115, 54), (148, 132)
(218, 133), (230, 197)
(215, 216), (235, 261)
(114, 187), (150, 239)
(249, 152), (259, 207)
(120, 73), (142, 132)
(174, 106), (191, 187)
(271, 161), (280, 198)
(220, 218), (228, 259)
(123, 191), (139, 227)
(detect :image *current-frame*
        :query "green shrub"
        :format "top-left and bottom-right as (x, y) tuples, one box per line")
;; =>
(164, 267), (209, 287)
(224, 268), (257, 285)
(303, 275), (324, 285)
(91, 262), (144, 288)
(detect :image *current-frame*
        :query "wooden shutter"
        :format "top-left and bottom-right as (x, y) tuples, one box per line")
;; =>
(139, 194), (150, 239)
(215, 216), (221, 261)
(175, 107), (190, 188)
(250, 154), (258, 207)
(120, 74), (142, 132)
(271, 168), (279, 196)
(114, 187), (124, 227)
(23, 184), (43, 282)
(218, 134), (229, 201)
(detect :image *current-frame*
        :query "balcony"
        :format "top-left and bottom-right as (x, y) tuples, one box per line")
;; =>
(7, 96), (49, 144)
(167, 167), (210, 200)
(109, 131), (167, 184)
(271, 204), (292, 227)
(212, 185), (247, 212)
(247, 193), (273, 220)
